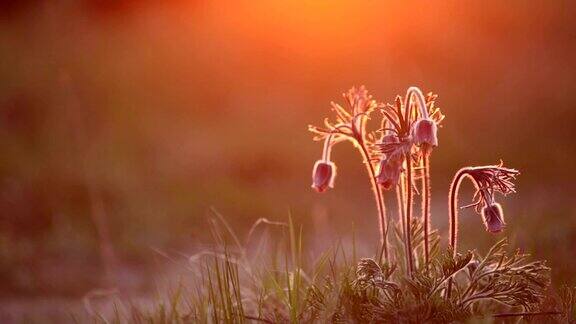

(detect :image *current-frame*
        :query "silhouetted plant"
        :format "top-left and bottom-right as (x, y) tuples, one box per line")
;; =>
(309, 86), (444, 272)
(307, 86), (556, 321)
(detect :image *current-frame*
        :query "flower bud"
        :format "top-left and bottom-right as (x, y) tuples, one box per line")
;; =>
(481, 203), (505, 233)
(378, 134), (399, 161)
(413, 118), (438, 149)
(376, 158), (402, 190)
(311, 160), (336, 193)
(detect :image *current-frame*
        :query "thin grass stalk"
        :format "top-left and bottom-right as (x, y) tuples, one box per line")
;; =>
(422, 154), (431, 271)
(404, 153), (414, 276)
(358, 142), (389, 263)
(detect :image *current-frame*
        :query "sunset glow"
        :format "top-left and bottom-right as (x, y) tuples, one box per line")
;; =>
(1, 1), (575, 321)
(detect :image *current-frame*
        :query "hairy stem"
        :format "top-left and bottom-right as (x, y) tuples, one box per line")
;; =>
(406, 87), (430, 118)
(405, 153), (414, 276)
(358, 141), (389, 263)
(446, 168), (470, 298)
(422, 154), (431, 271)
(449, 169), (473, 253)
(396, 179), (405, 237)
(321, 134), (334, 162)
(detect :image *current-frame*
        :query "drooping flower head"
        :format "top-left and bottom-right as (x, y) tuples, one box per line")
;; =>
(481, 203), (505, 233)
(376, 157), (403, 190)
(376, 88), (444, 160)
(308, 86), (378, 193)
(311, 160), (336, 193)
(375, 133), (403, 190)
(460, 163), (519, 233)
(413, 118), (438, 148)
(405, 87), (444, 156)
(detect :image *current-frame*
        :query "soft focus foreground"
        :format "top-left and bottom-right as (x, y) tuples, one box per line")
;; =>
(1, 1), (575, 321)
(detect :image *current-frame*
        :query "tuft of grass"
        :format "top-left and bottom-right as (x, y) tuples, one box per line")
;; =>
(85, 213), (573, 323)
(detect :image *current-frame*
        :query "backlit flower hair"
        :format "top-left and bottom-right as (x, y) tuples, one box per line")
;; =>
(461, 163), (519, 213)
(308, 86), (379, 193)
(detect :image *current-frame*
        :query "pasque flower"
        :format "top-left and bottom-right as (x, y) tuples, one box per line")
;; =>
(406, 87), (441, 155)
(481, 202), (505, 233)
(449, 163), (518, 241)
(446, 162), (518, 298)
(376, 157), (403, 190)
(375, 133), (403, 190)
(308, 86), (391, 261)
(412, 118), (438, 148)
(311, 160), (336, 193)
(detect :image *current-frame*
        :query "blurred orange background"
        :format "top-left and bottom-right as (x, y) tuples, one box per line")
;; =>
(1, 0), (575, 302)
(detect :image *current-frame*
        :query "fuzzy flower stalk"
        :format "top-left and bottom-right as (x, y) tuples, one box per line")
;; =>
(446, 162), (519, 298)
(309, 86), (390, 262)
(375, 87), (444, 275)
(407, 87), (441, 271)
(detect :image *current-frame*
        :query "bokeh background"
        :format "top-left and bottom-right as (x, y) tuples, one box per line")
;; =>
(1, 0), (575, 316)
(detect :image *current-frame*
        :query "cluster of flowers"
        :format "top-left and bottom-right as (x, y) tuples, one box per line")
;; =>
(310, 86), (441, 194)
(309, 86), (519, 269)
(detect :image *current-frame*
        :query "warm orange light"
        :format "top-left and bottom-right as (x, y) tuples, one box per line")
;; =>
(201, 1), (400, 60)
